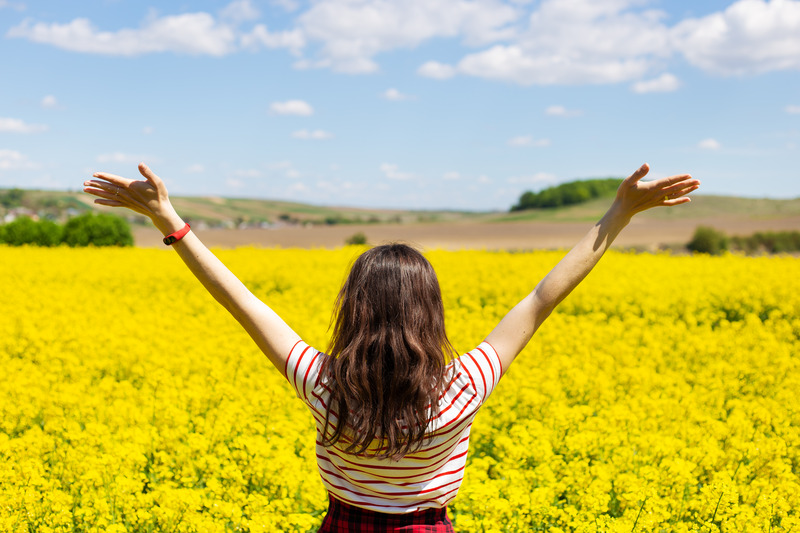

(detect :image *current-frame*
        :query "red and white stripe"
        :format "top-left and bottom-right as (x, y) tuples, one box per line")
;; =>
(285, 340), (503, 514)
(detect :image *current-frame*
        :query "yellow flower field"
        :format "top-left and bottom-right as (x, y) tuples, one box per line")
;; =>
(1, 245), (798, 532)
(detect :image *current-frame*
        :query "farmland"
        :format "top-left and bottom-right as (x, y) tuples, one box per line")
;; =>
(1, 246), (798, 531)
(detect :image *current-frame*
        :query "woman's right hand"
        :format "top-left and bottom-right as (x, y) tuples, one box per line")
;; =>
(83, 163), (182, 232)
(609, 163), (699, 222)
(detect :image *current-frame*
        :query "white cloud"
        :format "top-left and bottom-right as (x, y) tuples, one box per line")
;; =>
(291, 129), (333, 140)
(0, 149), (36, 170)
(270, 99), (313, 116)
(786, 105), (800, 115)
(96, 152), (149, 164)
(219, 0), (260, 23)
(380, 163), (415, 180)
(234, 168), (262, 177)
(293, 0), (798, 83)
(507, 172), (557, 185)
(0, 1), (25, 11)
(383, 88), (413, 101)
(477, 175), (492, 184)
(186, 164), (205, 173)
(417, 0), (800, 86)
(698, 138), (721, 150)
(296, 0), (519, 73)
(268, 160), (293, 170)
(443, 171), (461, 180)
(265, 160), (302, 178)
(8, 13), (238, 56)
(508, 135), (550, 147)
(418, 61), (457, 79)
(672, 0), (800, 76)
(293, 56), (378, 73)
(451, 0), (800, 86)
(631, 72), (681, 93)
(0, 117), (48, 133)
(226, 177), (245, 189)
(142, 126), (154, 135)
(288, 182), (309, 193)
(545, 105), (582, 117)
(241, 24), (305, 54)
(40, 95), (58, 109)
(272, 0), (300, 12)
(453, 0), (670, 85)
(9, 0), (800, 85)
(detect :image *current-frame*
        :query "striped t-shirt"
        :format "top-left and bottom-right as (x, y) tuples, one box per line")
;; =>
(284, 340), (503, 513)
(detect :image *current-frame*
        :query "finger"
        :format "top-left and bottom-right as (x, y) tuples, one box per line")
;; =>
(624, 163), (650, 185)
(83, 185), (118, 199)
(84, 180), (123, 194)
(655, 173), (694, 189)
(663, 196), (691, 206)
(97, 196), (150, 217)
(662, 179), (700, 197)
(83, 182), (128, 200)
(667, 183), (700, 198)
(94, 198), (125, 207)
(661, 183), (699, 205)
(91, 171), (132, 188)
(138, 162), (163, 188)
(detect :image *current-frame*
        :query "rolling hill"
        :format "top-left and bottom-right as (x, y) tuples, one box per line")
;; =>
(2, 187), (799, 228)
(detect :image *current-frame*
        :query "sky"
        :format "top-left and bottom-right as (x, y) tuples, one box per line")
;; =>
(1, 0), (799, 210)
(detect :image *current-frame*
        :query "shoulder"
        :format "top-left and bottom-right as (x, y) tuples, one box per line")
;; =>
(450, 342), (503, 400)
(285, 341), (329, 401)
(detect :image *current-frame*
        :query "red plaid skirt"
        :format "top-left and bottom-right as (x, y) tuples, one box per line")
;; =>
(318, 495), (455, 532)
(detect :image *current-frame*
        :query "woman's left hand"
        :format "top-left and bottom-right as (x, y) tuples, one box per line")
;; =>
(83, 163), (178, 225)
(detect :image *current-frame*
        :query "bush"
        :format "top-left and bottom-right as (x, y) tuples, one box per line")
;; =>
(0, 213), (133, 247)
(61, 213), (133, 247)
(0, 216), (63, 246)
(345, 232), (368, 245)
(731, 231), (800, 254)
(36, 219), (63, 246)
(1, 216), (39, 245)
(687, 226), (729, 255)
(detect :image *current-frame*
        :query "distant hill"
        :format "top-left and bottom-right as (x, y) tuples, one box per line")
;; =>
(0, 188), (482, 228)
(491, 194), (800, 223)
(2, 187), (799, 228)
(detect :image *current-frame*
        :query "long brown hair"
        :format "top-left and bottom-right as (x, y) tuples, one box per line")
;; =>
(321, 243), (455, 459)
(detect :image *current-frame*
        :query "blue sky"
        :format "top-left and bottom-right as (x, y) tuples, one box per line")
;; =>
(1, 0), (799, 210)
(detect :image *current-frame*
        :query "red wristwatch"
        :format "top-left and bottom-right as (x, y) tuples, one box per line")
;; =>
(163, 223), (191, 245)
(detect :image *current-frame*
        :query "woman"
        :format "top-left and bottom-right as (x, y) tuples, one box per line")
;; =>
(83, 163), (698, 532)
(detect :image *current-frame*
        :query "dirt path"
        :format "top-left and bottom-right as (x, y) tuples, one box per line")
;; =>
(133, 215), (800, 250)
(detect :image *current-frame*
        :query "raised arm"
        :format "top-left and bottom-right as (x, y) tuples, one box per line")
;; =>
(83, 163), (301, 374)
(485, 163), (700, 372)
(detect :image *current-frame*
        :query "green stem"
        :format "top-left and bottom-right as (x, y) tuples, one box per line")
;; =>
(631, 497), (647, 533)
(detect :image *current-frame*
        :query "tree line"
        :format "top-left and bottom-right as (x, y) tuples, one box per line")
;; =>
(511, 178), (620, 211)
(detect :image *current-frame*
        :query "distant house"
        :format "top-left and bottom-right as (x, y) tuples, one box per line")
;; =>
(3, 207), (38, 223)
